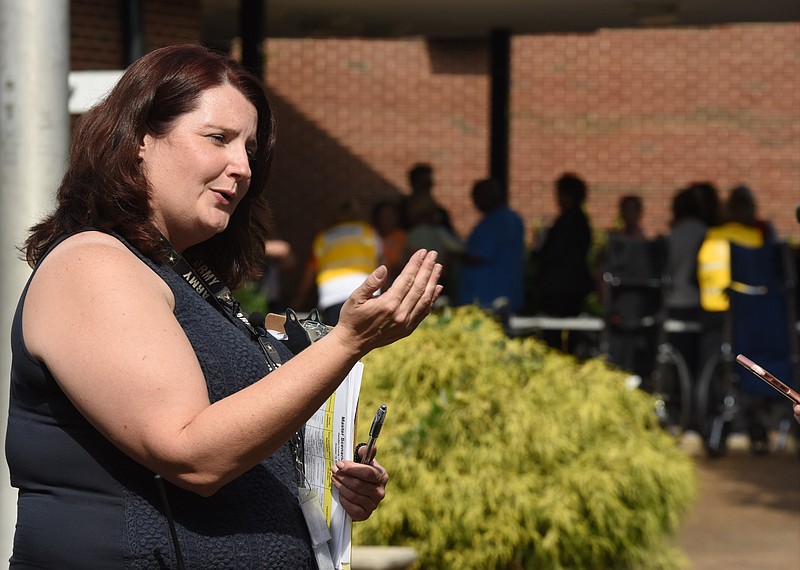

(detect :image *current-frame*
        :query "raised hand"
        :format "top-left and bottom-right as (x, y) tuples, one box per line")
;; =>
(331, 249), (443, 355)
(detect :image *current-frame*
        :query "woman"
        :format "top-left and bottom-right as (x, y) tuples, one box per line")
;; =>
(6, 44), (442, 568)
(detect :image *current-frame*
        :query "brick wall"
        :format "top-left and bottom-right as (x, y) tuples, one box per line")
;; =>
(143, 0), (203, 51)
(71, 0), (201, 70)
(264, 37), (491, 255)
(511, 25), (800, 240)
(263, 24), (800, 269)
(71, 0), (126, 69)
(66, 6), (800, 289)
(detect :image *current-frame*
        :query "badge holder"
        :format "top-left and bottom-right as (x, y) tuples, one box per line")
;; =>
(299, 486), (335, 570)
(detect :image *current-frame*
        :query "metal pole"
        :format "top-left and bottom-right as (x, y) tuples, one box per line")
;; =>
(0, 0), (70, 560)
(240, 0), (264, 78)
(122, 0), (146, 65)
(489, 29), (511, 195)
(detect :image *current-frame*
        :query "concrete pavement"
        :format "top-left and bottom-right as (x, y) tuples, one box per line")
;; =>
(676, 433), (800, 570)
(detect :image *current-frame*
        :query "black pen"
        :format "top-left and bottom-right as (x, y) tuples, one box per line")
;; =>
(361, 404), (387, 464)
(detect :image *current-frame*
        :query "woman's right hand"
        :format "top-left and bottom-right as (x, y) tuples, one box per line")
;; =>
(331, 249), (442, 356)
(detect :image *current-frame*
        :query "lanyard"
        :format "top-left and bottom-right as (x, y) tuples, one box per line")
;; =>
(157, 237), (311, 564)
(162, 239), (284, 370)
(161, 238), (306, 477)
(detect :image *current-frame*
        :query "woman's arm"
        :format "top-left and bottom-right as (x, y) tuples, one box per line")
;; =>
(24, 232), (442, 496)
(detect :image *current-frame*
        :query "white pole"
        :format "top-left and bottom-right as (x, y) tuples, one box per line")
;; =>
(0, 0), (70, 562)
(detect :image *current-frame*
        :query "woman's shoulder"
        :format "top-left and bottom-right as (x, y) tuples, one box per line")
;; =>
(23, 231), (174, 360)
(33, 230), (170, 299)
(38, 231), (142, 271)
(53, 229), (133, 251)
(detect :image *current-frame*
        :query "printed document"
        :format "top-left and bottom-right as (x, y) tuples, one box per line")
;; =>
(303, 361), (363, 570)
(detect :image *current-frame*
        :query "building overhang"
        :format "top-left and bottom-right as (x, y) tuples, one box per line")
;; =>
(201, 0), (800, 47)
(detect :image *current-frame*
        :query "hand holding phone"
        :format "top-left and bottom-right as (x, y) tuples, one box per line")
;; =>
(736, 354), (800, 405)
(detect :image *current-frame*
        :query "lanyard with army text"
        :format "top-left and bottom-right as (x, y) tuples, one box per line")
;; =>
(160, 237), (306, 484)
(161, 237), (284, 371)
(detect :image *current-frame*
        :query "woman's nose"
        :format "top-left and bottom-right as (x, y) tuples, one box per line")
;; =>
(228, 145), (252, 179)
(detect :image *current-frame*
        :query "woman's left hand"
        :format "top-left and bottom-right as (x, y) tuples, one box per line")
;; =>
(330, 458), (389, 522)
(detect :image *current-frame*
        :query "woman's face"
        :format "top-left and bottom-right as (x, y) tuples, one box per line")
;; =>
(138, 83), (258, 251)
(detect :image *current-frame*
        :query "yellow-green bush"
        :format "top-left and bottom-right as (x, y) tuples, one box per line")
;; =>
(354, 306), (696, 570)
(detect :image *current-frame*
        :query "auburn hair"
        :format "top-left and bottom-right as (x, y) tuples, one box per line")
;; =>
(24, 44), (277, 289)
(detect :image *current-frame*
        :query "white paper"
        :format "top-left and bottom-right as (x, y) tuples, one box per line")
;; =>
(303, 361), (363, 570)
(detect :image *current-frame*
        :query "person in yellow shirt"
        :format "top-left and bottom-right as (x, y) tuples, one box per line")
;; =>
(293, 199), (381, 324)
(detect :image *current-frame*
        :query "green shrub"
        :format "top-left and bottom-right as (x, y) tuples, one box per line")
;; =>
(354, 306), (696, 570)
(233, 281), (269, 316)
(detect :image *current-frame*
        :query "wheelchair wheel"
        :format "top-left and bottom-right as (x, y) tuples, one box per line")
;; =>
(695, 352), (737, 457)
(650, 344), (693, 435)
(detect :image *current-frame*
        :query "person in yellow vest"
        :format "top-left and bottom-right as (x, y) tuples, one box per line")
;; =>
(696, 185), (777, 449)
(697, 185), (775, 312)
(293, 199), (381, 324)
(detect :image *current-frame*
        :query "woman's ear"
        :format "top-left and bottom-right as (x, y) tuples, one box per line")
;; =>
(138, 134), (152, 161)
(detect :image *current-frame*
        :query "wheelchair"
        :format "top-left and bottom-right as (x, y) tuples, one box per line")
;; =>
(601, 234), (694, 435)
(694, 240), (800, 457)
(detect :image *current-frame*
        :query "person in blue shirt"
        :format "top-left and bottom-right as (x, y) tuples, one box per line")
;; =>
(458, 178), (525, 312)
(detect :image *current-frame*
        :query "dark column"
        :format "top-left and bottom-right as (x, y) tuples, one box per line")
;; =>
(240, 0), (264, 78)
(489, 29), (511, 194)
(122, 0), (145, 65)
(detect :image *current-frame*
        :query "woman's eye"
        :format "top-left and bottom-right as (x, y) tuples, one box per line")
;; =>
(246, 148), (257, 162)
(209, 134), (226, 144)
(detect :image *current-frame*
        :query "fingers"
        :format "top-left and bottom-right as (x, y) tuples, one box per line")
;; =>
(331, 459), (389, 521)
(349, 265), (388, 305)
(333, 249), (442, 354)
(391, 250), (441, 322)
(403, 260), (442, 324)
(354, 441), (375, 464)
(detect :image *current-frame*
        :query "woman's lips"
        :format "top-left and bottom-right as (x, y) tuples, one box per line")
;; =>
(211, 186), (236, 205)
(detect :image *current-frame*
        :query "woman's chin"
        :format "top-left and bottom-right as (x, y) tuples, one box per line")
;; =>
(205, 215), (232, 236)
(185, 221), (229, 248)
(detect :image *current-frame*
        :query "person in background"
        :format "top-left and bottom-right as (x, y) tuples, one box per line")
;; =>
(616, 194), (645, 238)
(371, 200), (407, 287)
(5, 44), (442, 569)
(530, 172), (595, 351)
(665, 188), (707, 316)
(689, 181), (722, 228)
(292, 199), (382, 325)
(663, 187), (708, 394)
(404, 193), (464, 302)
(458, 178), (525, 313)
(594, 193), (646, 300)
(697, 185), (775, 314)
(400, 163), (454, 234)
(255, 238), (296, 313)
(696, 185), (777, 449)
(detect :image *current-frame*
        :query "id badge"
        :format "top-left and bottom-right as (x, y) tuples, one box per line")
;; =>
(298, 487), (332, 547)
(299, 487), (335, 570)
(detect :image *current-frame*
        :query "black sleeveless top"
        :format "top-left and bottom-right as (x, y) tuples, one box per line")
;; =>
(5, 232), (314, 569)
